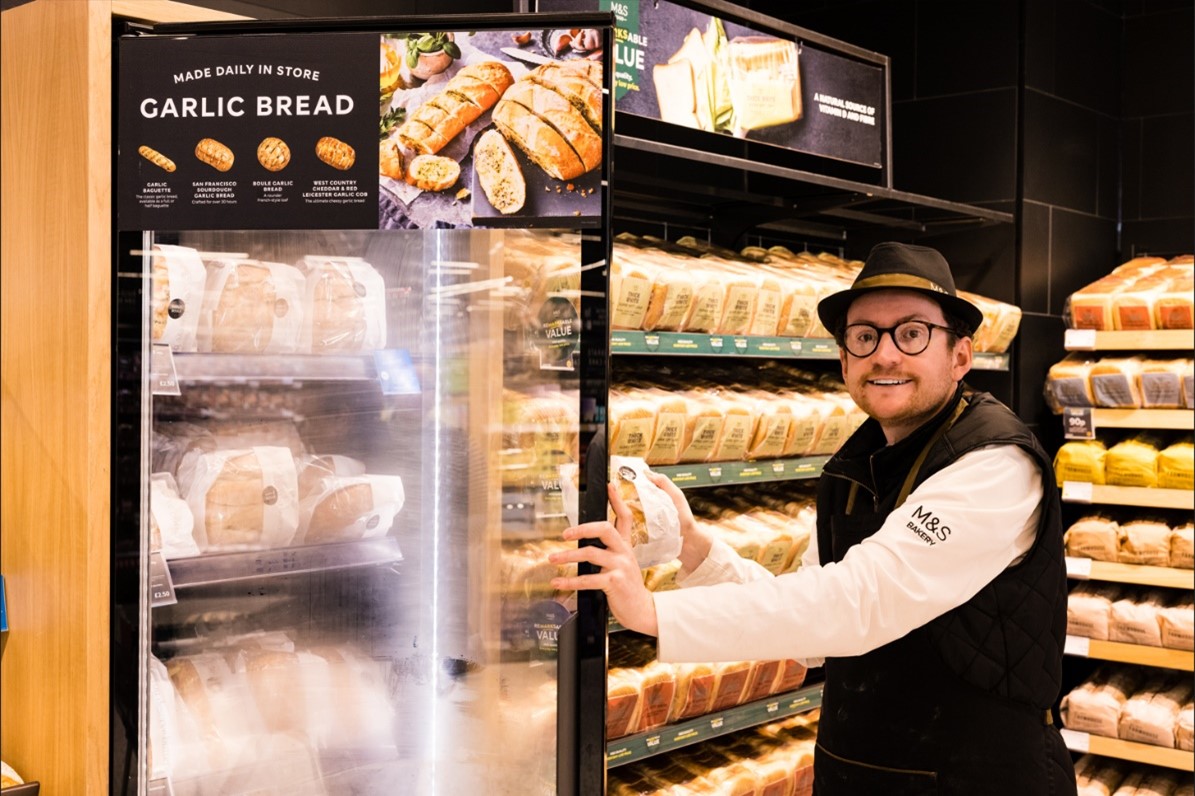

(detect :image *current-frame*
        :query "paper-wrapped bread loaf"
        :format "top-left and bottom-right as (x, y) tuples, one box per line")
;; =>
(1067, 582), (1123, 640)
(1060, 666), (1145, 737)
(300, 256), (387, 352)
(1118, 676), (1193, 747)
(152, 244), (207, 352)
(1054, 439), (1108, 486)
(1157, 437), (1194, 491)
(1065, 515), (1120, 562)
(1118, 519), (1173, 566)
(1105, 434), (1163, 487)
(182, 446), (299, 550)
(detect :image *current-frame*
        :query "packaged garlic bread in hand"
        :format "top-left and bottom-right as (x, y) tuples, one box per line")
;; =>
(610, 456), (681, 568)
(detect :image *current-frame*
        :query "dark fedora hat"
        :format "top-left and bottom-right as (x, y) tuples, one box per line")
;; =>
(816, 242), (984, 334)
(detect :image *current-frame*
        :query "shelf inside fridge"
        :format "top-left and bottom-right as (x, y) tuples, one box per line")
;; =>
(606, 683), (823, 768)
(167, 537), (403, 589)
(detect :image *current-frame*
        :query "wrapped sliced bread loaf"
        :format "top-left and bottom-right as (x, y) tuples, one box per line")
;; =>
(1067, 582), (1124, 640)
(1139, 359), (1192, 409)
(1178, 700), (1194, 752)
(1118, 676), (1193, 747)
(1118, 519), (1174, 566)
(182, 446), (299, 550)
(1061, 666), (1146, 737)
(299, 256), (386, 352)
(1065, 514), (1121, 562)
(1110, 589), (1167, 647)
(151, 244), (207, 352)
(150, 472), (200, 560)
(197, 258), (306, 354)
(1055, 439), (1108, 486)
(1159, 594), (1194, 651)
(1073, 754), (1127, 796)
(1105, 434), (1163, 488)
(1171, 522), (1194, 569)
(1157, 437), (1194, 491)
(1045, 355), (1098, 411)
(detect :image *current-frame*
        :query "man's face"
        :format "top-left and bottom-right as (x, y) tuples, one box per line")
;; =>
(838, 289), (973, 445)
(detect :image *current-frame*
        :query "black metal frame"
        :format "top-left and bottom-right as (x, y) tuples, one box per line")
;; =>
(111, 12), (615, 796)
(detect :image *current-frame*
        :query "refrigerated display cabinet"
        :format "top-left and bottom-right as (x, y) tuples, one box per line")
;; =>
(111, 14), (613, 796)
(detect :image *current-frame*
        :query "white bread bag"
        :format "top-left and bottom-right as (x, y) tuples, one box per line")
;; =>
(1067, 582), (1123, 640)
(299, 256), (387, 352)
(166, 652), (270, 779)
(150, 472), (200, 560)
(1118, 676), (1193, 747)
(303, 645), (396, 749)
(1073, 754), (1126, 796)
(152, 244), (207, 352)
(182, 446), (300, 551)
(1177, 700), (1194, 752)
(1064, 515), (1120, 562)
(147, 654), (205, 782)
(610, 455), (681, 568)
(197, 257), (281, 353)
(1060, 666), (1145, 737)
(258, 261), (307, 354)
(1109, 589), (1167, 647)
(1171, 521), (1194, 569)
(294, 455), (405, 545)
(1159, 594), (1194, 651)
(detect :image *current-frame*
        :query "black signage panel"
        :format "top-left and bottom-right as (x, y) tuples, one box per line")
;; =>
(540, 0), (885, 169)
(118, 33), (377, 230)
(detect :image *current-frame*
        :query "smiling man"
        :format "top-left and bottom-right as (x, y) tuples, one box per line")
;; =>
(550, 242), (1075, 795)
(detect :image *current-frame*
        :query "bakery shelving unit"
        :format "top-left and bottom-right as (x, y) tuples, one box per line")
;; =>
(1060, 730), (1195, 772)
(1063, 635), (1193, 672)
(606, 683), (823, 768)
(165, 538), (404, 589)
(1055, 318), (1195, 777)
(1066, 556), (1194, 590)
(1060, 482), (1195, 511)
(602, 10), (1019, 773)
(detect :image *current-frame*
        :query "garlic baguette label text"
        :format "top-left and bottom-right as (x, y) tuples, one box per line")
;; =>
(140, 94), (354, 118)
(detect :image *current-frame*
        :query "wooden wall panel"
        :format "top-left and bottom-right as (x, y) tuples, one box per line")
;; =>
(0, 1), (112, 791)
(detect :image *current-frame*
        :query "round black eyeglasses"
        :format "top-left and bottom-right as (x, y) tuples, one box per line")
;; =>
(842, 321), (955, 357)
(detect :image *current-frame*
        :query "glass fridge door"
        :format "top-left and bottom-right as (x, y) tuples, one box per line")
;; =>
(113, 224), (606, 796)
(111, 16), (613, 795)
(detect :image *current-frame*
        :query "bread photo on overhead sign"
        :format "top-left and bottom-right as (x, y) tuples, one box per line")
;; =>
(490, 60), (603, 182)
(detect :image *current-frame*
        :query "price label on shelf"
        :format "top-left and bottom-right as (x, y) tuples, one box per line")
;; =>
(149, 551), (177, 608)
(1063, 407), (1096, 439)
(1064, 635), (1091, 657)
(1061, 481), (1094, 504)
(1064, 329), (1098, 350)
(150, 343), (181, 396)
(1065, 556), (1093, 580)
(1060, 729), (1090, 753)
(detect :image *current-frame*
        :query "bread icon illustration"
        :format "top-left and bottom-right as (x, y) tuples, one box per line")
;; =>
(138, 145), (176, 173)
(316, 136), (355, 170)
(257, 137), (291, 172)
(195, 138), (234, 172)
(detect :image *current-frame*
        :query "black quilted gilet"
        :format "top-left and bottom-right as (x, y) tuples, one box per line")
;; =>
(817, 389), (1067, 712)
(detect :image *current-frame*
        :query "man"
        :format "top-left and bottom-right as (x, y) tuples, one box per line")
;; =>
(550, 243), (1075, 795)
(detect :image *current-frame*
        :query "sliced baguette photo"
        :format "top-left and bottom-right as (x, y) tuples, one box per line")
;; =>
(405, 154), (461, 192)
(395, 60), (514, 156)
(527, 63), (603, 132)
(474, 129), (526, 214)
(492, 100), (586, 180)
(501, 81), (602, 174)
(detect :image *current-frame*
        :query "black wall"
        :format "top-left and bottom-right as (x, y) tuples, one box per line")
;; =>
(752, 0), (1193, 438)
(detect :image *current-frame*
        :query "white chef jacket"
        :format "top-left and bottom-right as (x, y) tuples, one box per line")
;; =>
(653, 444), (1043, 666)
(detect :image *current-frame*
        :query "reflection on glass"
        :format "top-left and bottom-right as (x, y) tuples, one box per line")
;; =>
(143, 228), (583, 795)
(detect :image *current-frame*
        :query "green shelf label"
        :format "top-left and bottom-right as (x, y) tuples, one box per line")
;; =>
(654, 456), (830, 489)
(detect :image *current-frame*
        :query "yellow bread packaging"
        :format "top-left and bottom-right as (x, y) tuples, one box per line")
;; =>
(1157, 437), (1194, 491)
(1054, 439), (1107, 486)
